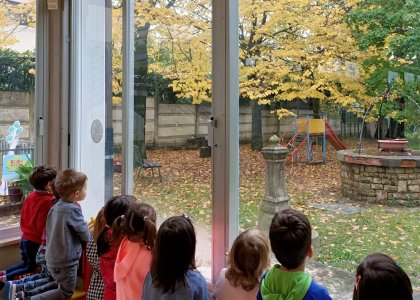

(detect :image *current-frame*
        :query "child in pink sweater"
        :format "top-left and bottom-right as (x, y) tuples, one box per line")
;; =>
(213, 229), (271, 300)
(114, 202), (156, 300)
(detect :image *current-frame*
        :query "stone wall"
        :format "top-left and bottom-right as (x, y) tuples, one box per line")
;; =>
(0, 91), (34, 141)
(340, 162), (420, 206)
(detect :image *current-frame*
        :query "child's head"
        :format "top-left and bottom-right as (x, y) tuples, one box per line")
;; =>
(29, 165), (56, 191)
(92, 208), (106, 243)
(225, 229), (271, 291)
(353, 253), (413, 300)
(123, 202), (156, 249)
(151, 215), (196, 293)
(97, 195), (136, 256)
(269, 208), (312, 270)
(50, 179), (60, 199)
(54, 169), (87, 201)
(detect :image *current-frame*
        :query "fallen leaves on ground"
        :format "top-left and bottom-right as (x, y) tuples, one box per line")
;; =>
(113, 137), (419, 289)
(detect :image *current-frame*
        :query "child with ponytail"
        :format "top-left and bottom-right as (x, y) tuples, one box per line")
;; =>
(97, 195), (136, 300)
(114, 202), (157, 300)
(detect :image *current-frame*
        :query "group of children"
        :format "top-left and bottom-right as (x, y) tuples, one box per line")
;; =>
(214, 209), (414, 300)
(0, 165), (415, 300)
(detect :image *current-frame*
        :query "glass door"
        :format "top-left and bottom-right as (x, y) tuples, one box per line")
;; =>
(0, 0), (37, 232)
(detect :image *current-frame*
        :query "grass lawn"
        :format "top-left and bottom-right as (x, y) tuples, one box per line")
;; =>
(129, 137), (420, 290)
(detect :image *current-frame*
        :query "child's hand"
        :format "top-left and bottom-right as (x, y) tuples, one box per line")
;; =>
(88, 217), (95, 231)
(206, 280), (214, 298)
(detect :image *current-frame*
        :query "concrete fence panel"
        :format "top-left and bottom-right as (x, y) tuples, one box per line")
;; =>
(1, 93), (347, 148)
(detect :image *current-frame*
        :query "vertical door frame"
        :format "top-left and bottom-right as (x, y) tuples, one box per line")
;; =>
(212, 0), (239, 282)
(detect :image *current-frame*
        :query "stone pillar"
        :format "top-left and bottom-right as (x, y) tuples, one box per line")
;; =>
(258, 135), (290, 235)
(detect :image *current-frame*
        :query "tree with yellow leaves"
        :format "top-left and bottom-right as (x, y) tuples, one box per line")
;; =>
(141, 0), (371, 149)
(0, 0), (36, 49)
(144, 0), (371, 108)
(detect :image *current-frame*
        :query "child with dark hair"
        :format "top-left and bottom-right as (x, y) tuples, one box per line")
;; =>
(0, 165), (56, 289)
(213, 229), (271, 300)
(6, 180), (60, 300)
(114, 202), (157, 299)
(97, 195), (136, 300)
(30, 168), (91, 300)
(257, 208), (332, 300)
(142, 215), (210, 300)
(353, 253), (413, 300)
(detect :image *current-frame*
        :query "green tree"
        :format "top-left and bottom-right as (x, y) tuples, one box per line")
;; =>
(346, 0), (420, 94)
(346, 0), (420, 133)
(0, 48), (35, 91)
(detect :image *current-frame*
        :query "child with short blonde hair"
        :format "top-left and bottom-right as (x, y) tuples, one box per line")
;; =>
(31, 169), (91, 300)
(213, 229), (271, 300)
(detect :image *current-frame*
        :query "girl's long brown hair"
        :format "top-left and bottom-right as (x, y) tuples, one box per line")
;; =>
(150, 216), (197, 293)
(97, 195), (136, 256)
(92, 208), (106, 243)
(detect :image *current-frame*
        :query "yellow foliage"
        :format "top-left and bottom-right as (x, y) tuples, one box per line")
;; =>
(110, 0), (374, 111)
(0, 1), (36, 48)
(112, 96), (122, 105)
(274, 109), (297, 119)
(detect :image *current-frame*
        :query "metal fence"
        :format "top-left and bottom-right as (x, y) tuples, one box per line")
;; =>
(0, 140), (34, 157)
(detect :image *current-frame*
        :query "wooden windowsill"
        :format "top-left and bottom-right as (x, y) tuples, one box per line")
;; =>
(0, 226), (21, 247)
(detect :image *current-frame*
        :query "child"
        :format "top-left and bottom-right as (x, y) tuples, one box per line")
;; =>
(114, 202), (157, 300)
(142, 215), (210, 300)
(353, 253), (413, 300)
(0, 165), (56, 289)
(5, 180), (61, 300)
(31, 168), (91, 300)
(86, 208), (106, 300)
(97, 195), (137, 300)
(257, 208), (332, 300)
(213, 229), (271, 300)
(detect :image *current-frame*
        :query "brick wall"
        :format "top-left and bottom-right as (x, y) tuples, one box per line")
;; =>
(340, 162), (420, 206)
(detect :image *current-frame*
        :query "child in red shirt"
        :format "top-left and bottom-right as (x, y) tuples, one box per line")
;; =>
(97, 195), (136, 300)
(0, 165), (56, 289)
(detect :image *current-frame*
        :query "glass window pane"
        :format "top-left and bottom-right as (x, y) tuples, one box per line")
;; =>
(0, 0), (36, 230)
(113, 0), (213, 278)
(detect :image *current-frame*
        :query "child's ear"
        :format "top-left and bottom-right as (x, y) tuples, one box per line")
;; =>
(45, 181), (53, 192)
(307, 245), (313, 258)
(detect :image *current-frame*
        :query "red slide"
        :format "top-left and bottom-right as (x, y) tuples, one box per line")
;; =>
(325, 122), (346, 150)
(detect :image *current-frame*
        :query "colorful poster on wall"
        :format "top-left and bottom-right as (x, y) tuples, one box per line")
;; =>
(1, 154), (31, 181)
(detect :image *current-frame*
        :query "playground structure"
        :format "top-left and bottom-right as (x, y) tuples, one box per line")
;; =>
(280, 116), (346, 164)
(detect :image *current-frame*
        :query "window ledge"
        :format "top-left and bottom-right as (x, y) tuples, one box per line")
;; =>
(0, 227), (21, 247)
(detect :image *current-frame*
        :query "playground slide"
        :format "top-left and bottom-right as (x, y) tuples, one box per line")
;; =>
(325, 122), (346, 150)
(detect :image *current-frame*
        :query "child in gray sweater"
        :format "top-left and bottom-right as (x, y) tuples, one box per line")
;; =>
(30, 169), (91, 300)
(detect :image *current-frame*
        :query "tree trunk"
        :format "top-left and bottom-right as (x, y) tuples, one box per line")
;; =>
(311, 98), (321, 118)
(133, 23), (150, 166)
(251, 100), (262, 151)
